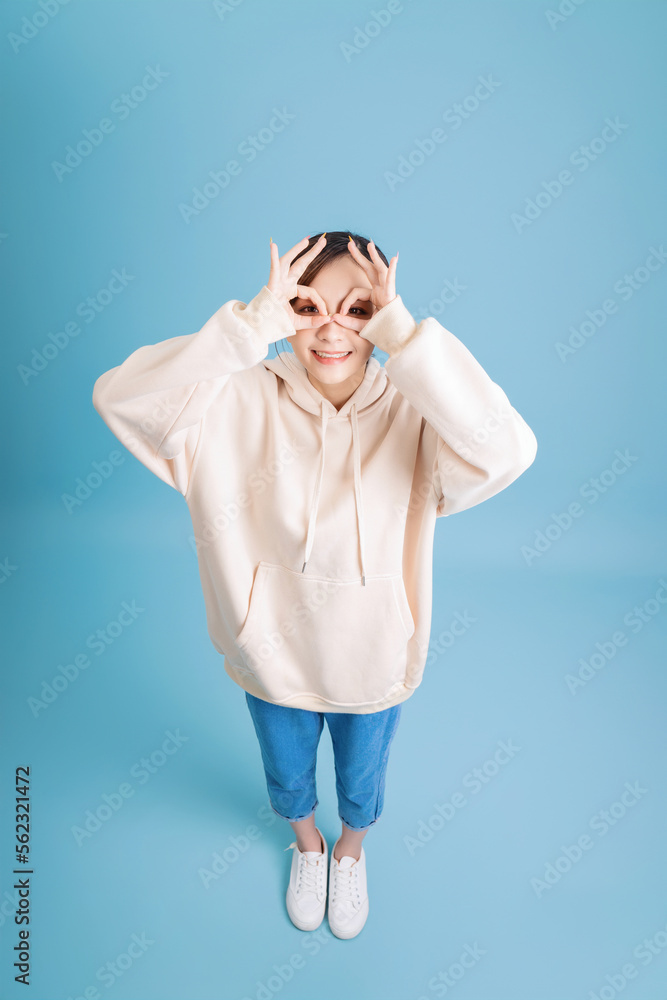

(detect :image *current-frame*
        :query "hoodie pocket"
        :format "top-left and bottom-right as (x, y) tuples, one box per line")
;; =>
(235, 561), (415, 707)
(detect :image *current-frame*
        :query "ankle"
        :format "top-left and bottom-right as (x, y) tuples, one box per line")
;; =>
(296, 831), (323, 854)
(334, 839), (361, 862)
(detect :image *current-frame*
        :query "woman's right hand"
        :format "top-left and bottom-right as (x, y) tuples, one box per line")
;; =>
(267, 235), (332, 331)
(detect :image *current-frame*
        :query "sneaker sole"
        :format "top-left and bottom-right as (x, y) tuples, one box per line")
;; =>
(286, 899), (327, 932)
(328, 898), (369, 939)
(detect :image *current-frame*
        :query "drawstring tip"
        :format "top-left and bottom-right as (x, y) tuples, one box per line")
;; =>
(302, 561), (307, 574)
(361, 574), (366, 587)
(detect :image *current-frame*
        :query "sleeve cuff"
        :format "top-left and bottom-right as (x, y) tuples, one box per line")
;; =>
(232, 284), (296, 345)
(359, 294), (419, 357)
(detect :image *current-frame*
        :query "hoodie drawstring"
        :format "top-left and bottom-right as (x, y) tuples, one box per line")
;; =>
(350, 403), (367, 586)
(301, 404), (329, 576)
(301, 401), (367, 587)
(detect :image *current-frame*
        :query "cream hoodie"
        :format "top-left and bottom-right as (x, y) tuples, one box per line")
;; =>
(92, 284), (537, 713)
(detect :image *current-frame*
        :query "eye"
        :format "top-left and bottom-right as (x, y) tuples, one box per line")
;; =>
(348, 307), (368, 315)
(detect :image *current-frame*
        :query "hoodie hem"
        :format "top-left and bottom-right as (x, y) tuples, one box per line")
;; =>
(223, 658), (417, 714)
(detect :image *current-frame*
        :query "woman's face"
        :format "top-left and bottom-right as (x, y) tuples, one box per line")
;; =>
(286, 256), (376, 398)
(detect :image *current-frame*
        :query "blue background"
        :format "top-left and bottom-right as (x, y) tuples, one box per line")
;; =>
(2, 0), (666, 998)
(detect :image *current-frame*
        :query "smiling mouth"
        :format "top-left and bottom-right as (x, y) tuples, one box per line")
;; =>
(310, 349), (352, 364)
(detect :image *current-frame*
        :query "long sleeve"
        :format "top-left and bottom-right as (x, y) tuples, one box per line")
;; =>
(360, 295), (538, 517)
(92, 284), (295, 494)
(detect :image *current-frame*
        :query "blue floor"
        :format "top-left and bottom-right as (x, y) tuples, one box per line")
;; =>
(3, 494), (666, 1000)
(2, 1), (666, 996)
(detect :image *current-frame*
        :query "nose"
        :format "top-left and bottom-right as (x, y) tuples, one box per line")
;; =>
(316, 315), (345, 333)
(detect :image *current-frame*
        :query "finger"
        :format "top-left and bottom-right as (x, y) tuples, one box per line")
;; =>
(278, 236), (318, 284)
(338, 286), (372, 314)
(385, 252), (398, 299)
(367, 240), (389, 274)
(288, 233), (328, 281)
(267, 240), (283, 294)
(295, 313), (333, 330)
(366, 242), (397, 304)
(346, 238), (377, 278)
(331, 313), (367, 333)
(347, 237), (382, 281)
(278, 235), (310, 268)
(295, 284), (331, 318)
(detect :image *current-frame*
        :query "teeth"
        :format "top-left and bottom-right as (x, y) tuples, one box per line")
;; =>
(313, 351), (350, 358)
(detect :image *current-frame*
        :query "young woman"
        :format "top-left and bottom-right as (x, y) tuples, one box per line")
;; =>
(92, 230), (537, 940)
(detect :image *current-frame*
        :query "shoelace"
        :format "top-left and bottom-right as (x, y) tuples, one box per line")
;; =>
(285, 842), (325, 894)
(331, 860), (361, 904)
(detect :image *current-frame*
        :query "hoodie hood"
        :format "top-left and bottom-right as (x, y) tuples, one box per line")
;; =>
(262, 351), (389, 587)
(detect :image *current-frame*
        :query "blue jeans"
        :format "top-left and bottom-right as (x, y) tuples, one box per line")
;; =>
(245, 692), (402, 831)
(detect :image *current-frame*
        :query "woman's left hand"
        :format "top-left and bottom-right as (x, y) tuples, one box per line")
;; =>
(331, 240), (399, 333)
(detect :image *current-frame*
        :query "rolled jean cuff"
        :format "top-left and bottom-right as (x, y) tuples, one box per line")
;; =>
(269, 798), (318, 824)
(339, 813), (381, 832)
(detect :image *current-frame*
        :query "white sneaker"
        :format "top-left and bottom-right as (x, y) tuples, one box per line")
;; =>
(327, 838), (369, 939)
(284, 827), (328, 931)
